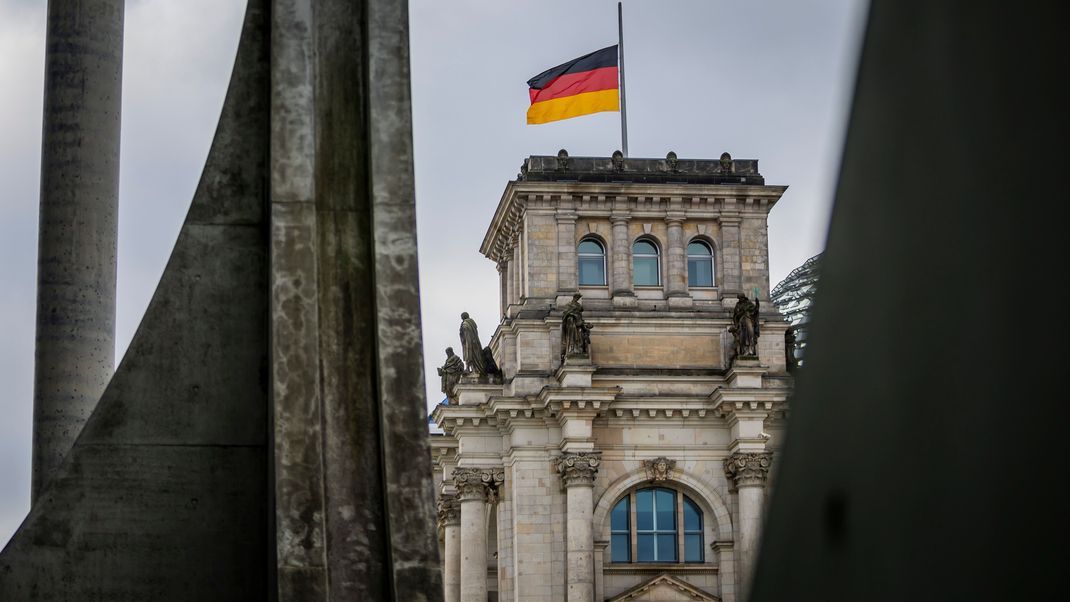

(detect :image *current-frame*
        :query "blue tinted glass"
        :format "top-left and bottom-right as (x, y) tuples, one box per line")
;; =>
(688, 258), (713, 287)
(683, 497), (702, 532)
(685, 534), (703, 562)
(578, 239), (604, 255)
(633, 240), (657, 255)
(655, 489), (676, 530)
(611, 533), (630, 562)
(657, 534), (677, 562)
(636, 490), (653, 531)
(687, 242), (711, 256)
(637, 534), (655, 562)
(611, 498), (629, 531)
(634, 257), (659, 285)
(579, 257), (605, 285)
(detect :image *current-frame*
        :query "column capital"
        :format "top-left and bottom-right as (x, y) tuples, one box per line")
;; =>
(555, 451), (601, 487)
(610, 213), (631, 225)
(723, 451), (772, 488)
(437, 493), (461, 527)
(665, 213), (686, 226)
(451, 467), (505, 502)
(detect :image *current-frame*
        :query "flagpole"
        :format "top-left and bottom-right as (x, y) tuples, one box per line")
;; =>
(618, 1), (629, 157)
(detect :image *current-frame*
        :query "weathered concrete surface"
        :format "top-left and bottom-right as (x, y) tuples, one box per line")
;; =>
(749, 2), (1065, 601)
(270, 0), (443, 599)
(32, 0), (123, 502)
(1, 1), (270, 598)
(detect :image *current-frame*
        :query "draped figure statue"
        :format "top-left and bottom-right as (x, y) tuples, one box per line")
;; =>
(560, 293), (592, 360)
(458, 312), (486, 375)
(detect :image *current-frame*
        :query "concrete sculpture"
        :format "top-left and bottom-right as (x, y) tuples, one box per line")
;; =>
(0, 0), (442, 600)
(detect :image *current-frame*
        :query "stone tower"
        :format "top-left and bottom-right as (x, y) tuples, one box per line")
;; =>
(432, 152), (793, 602)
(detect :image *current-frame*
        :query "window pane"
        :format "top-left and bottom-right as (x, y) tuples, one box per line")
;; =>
(578, 239), (603, 254)
(683, 497), (702, 532)
(687, 242), (711, 256)
(633, 240), (657, 255)
(656, 534), (677, 562)
(634, 257), (659, 286)
(688, 258), (713, 287)
(579, 257), (605, 285)
(655, 489), (676, 530)
(636, 490), (654, 531)
(611, 533), (631, 562)
(685, 534), (703, 562)
(637, 534), (655, 562)
(611, 498), (629, 531)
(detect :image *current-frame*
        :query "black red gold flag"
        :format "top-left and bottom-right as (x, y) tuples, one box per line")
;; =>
(526, 45), (620, 125)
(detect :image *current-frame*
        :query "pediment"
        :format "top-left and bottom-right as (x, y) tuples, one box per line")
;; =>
(607, 572), (719, 601)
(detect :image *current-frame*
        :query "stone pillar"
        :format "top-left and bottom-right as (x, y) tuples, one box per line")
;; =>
(665, 214), (689, 302)
(438, 494), (462, 602)
(556, 452), (601, 602)
(512, 239), (523, 306)
(454, 467), (503, 602)
(498, 261), (508, 318)
(724, 452), (772, 601)
(720, 215), (743, 295)
(557, 211), (578, 303)
(610, 214), (634, 300)
(32, 0), (124, 502)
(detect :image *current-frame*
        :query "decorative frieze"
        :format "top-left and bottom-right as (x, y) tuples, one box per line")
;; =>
(555, 451), (601, 487)
(437, 493), (461, 527)
(723, 452), (772, 488)
(642, 456), (678, 482)
(451, 467), (505, 502)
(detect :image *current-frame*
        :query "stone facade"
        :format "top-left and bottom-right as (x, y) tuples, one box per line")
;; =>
(432, 153), (792, 601)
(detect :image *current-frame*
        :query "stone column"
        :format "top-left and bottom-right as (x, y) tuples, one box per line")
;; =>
(498, 261), (508, 318)
(438, 494), (462, 602)
(512, 238), (523, 306)
(33, 0), (124, 502)
(454, 467), (504, 602)
(610, 214), (634, 300)
(556, 211), (578, 302)
(720, 215), (743, 295)
(556, 451), (601, 602)
(665, 214), (688, 299)
(724, 452), (772, 601)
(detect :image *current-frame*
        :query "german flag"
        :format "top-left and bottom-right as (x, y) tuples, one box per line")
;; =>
(527, 45), (619, 125)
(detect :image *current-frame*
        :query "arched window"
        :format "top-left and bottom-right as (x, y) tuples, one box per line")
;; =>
(610, 487), (705, 564)
(577, 238), (606, 286)
(687, 241), (715, 287)
(633, 239), (660, 286)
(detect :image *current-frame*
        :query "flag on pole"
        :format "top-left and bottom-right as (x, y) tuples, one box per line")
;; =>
(526, 45), (620, 125)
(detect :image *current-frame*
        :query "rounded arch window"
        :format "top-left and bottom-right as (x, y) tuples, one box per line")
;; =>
(632, 239), (660, 286)
(687, 240), (715, 287)
(577, 238), (606, 286)
(610, 487), (705, 564)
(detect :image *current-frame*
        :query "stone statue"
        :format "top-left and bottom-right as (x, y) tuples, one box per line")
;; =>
(437, 347), (463, 400)
(459, 312), (486, 375)
(784, 326), (798, 371)
(729, 293), (760, 358)
(560, 293), (592, 360)
(482, 346), (501, 379)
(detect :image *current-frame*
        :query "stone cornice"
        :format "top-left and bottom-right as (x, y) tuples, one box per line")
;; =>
(555, 451), (602, 487)
(451, 467), (505, 502)
(436, 493), (460, 527)
(723, 452), (773, 488)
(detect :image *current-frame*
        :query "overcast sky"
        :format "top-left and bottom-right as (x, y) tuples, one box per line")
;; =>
(0, 0), (866, 547)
